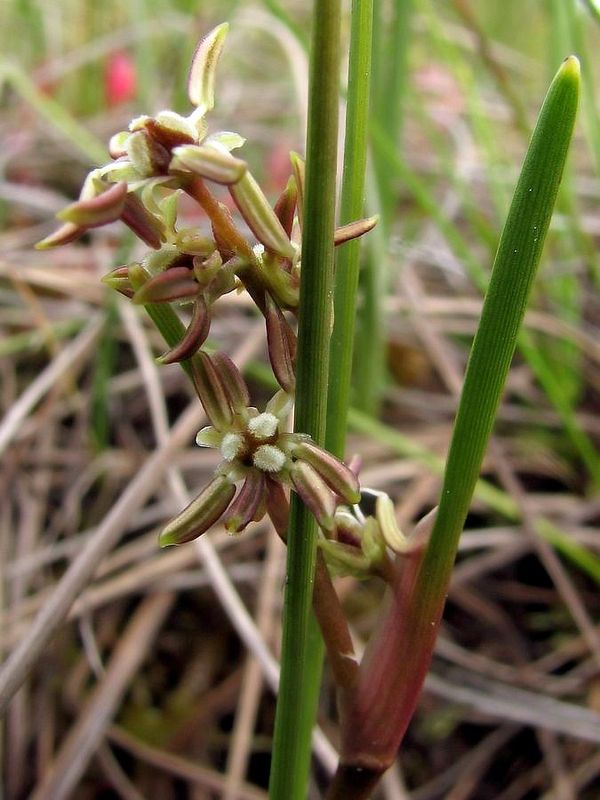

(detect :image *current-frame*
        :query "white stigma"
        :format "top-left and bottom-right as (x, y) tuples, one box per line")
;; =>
(253, 444), (286, 472)
(221, 432), (244, 461)
(247, 412), (279, 440)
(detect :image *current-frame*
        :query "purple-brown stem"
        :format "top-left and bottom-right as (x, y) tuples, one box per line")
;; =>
(185, 177), (269, 312)
(266, 479), (358, 693)
(328, 517), (442, 799)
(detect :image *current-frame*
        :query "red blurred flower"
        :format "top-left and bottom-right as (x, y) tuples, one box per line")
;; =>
(104, 52), (137, 107)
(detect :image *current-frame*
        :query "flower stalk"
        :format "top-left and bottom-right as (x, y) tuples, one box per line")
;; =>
(268, 0), (343, 796)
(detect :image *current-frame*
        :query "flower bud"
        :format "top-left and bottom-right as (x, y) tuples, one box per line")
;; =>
(35, 222), (84, 250)
(188, 22), (229, 112)
(159, 474), (236, 546)
(318, 539), (370, 579)
(157, 297), (211, 363)
(265, 295), (296, 394)
(361, 516), (386, 564)
(224, 471), (267, 533)
(210, 351), (250, 414)
(171, 143), (247, 185)
(108, 131), (130, 158)
(126, 130), (170, 177)
(144, 111), (197, 149)
(121, 194), (164, 249)
(334, 215), (379, 246)
(290, 461), (336, 532)
(289, 152), (305, 230)
(131, 266), (198, 305)
(292, 441), (361, 505)
(191, 351), (252, 437)
(273, 175), (298, 238)
(57, 181), (128, 228)
(102, 265), (134, 298)
(333, 509), (363, 547)
(230, 172), (295, 259)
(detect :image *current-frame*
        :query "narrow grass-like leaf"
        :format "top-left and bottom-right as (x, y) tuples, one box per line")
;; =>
(423, 56), (579, 587)
(333, 56), (580, 796)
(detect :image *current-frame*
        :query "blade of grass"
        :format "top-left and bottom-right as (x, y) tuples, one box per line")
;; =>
(326, 0), (373, 458)
(0, 63), (108, 164)
(259, 0), (308, 48)
(268, 0), (342, 797)
(0, 319), (85, 358)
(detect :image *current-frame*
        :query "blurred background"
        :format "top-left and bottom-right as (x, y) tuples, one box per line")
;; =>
(2, 1), (600, 798)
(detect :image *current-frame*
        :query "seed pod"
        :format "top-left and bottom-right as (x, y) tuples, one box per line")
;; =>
(224, 471), (267, 533)
(292, 441), (360, 505)
(159, 474), (236, 546)
(290, 461), (336, 532)
(230, 172), (295, 259)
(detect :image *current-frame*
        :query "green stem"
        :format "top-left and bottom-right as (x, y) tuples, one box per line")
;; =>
(268, 0), (342, 796)
(326, 0), (374, 458)
(354, 0), (413, 414)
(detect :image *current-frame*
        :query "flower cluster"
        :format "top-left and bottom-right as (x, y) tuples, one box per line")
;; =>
(38, 23), (389, 565)
(160, 352), (361, 545)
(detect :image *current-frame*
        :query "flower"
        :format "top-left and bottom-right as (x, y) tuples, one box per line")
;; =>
(159, 359), (361, 545)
